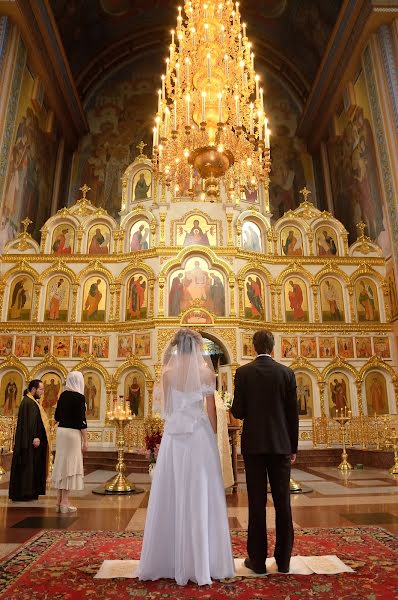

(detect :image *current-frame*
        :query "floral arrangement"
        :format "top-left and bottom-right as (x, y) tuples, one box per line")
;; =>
(143, 414), (164, 464)
(215, 390), (233, 410)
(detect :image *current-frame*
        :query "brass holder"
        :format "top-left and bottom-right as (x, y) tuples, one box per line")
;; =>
(0, 450), (5, 476)
(385, 429), (398, 475)
(47, 416), (56, 484)
(334, 409), (353, 471)
(93, 399), (143, 495)
(290, 478), (302, 493)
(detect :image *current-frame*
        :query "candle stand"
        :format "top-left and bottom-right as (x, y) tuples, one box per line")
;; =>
(385, 428), (398, 475)
(334, 407), (353, 471)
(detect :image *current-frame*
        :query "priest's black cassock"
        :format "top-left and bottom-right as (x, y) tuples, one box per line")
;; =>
(9, 394), (48, 501)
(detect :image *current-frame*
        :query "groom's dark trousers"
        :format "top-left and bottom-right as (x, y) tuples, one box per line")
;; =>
(231, 355), (299, 571)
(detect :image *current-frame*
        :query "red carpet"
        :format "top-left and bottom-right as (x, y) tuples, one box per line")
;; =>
(0, 527), (397, 599)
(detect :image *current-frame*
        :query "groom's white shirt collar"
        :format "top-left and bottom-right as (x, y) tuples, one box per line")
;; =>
(256, 353), (272, 358)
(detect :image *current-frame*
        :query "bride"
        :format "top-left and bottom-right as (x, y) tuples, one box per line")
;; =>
(138, 328), (235, 585)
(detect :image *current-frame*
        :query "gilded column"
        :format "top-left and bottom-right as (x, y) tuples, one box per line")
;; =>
(355, 380), (364, 416)
(40, 227), (48, 253)
(159, 213), (166, 247)
(269, 284), (277, 322)
(237, 277), (244, 318)
(347, 284), (355, 322)
(319, 381), (326, 416)
(32, 282), (42, 322)
(226, 213), (234, 246)
(236, 218), (242, 248)
(109, 283), (116, 322)
(147, 380), (154, 414)
(114, 283), (121, 322)
(266, 230), (273, 255)
(382, 281), (392, 322)
(272, 232), (278, 255)
(228, 276), (236, 317)
(311, 284), (320, 323)
(71, 283), (79, 322)
(274, 284), (282, 322)
(148, 278), (155, 318)
(308, 232), (314, 256)
(0, 281), (6, 318)
(158, 276), (165, 316)
(76, 226), (84, 254)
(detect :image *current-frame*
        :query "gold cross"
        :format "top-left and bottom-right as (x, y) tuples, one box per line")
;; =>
(79, 184), (91, 199)
(21, 217), (32, 233)
(356, 221), (367, 238)
(136, 141), (147, 156)
(299, 186), (311, 202)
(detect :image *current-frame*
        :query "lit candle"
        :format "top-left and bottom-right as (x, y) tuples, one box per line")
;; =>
(232, 10), (235, 26)
(218, 92), (222, 122)
(171, 29), (175, 45)
(234, 94), (240, 125)
(157, 89), (161, 112)
(238, 32), (242, 50)
(175, 62), (180, 88)
(264, 126), (270, 147)
(201, 91), (206, 122)
(204, 23), (209, 42)
(249, 102), (254, 134)
(161, 74), (165, 100)
(189, 167), (193, 190)
(207, 53), (211, 79)
(153, 126), (158, 147)
(220, 25), (225, 44)
(191, 27), (196, 46)
(242, 22), (246, 37)
(224, 54), (229, 79)
(185, 57), (190, 83)
(166, 57), (170, 76)
(240, 60), (245, 85)
(185, 94), (190, 126)
(173, 100), (177, 130)
(204, 3), (208, 19)
(164, 107), (170, 137)
(260, 87), (264, 106)
(251, 51), (254, 70)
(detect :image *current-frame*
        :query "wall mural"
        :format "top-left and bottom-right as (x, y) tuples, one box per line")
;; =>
(130, 220), (150, 251)
(82, 277), (106, 322)
(132, 169), (152, 201)
(316, 227), (338, 256)
(176, 215), (216, 247)
(45, 277), (70, 321)
(373, 336), (390, 358)
(319, 336), (336, 358)
(72, 336), (90, 358)
(296, 373), (313, 418)
(8, 276), (33, 321)
(365, 372), (388, 415)
(53, 336), (70, 358)
(1, 371), (23, 416)
(15, 336), (32, 357)
(92, 336), (109, 359)
(52, 225), (74, 254)
(337, 336), (354, 358)
(0, 336), (13, 357)
(328, 372), (351, 415)
(281, 336), (298, 358)
(320, 279), (345, 322)
(84, 372), (101, 420)
(42, 372), (62, 413)
(355, 337), (372, 358)
(0, 68), (58, 249)
(356, 278), (379, 322)
(118, 334), (133, 358)
(284, 278), (308, 322)
(244, 274), (265, 319)
(168, 257), (226, 317)
(33, 335), (51, 357)
(126, 274), (148, 320)
(241, 221), (262, 252)
(300, 337), (317, 358)
(124, 371), (145, 417)
(242, 333), (256, 358)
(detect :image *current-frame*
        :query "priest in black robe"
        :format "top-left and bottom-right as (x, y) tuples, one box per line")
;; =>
(9, 379), (50, 501)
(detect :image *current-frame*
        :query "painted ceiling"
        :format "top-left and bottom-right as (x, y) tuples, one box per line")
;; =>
(49, 0), (343, 100)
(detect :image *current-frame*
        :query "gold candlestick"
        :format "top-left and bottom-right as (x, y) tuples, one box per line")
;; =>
(334, 407), (353, 471)
(47, 416), (57, 483)
(385, 429), (398, 475)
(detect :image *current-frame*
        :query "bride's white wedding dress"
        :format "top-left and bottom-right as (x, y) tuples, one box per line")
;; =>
(138, 384), (235, 586)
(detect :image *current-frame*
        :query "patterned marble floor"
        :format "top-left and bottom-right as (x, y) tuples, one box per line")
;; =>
(0, 465), (397, 559)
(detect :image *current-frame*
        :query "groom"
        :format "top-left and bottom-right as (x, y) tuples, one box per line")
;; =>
(231, 329), (298, 574)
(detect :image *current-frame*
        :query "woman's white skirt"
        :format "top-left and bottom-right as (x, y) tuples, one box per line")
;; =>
(52, 427), (84, 490)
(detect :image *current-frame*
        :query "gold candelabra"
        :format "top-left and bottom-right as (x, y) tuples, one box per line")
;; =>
(333, 407), (353, 471)
(47, 416), (57, 483)
(384, 428), (398, 475)
(152, 0), (271, 200)
(104, 396), (141, 494)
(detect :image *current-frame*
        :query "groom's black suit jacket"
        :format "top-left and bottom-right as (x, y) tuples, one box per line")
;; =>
(231, 355), (298, 455)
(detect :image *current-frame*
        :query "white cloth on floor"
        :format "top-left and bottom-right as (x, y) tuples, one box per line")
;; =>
(52, 427), (84, 490)
(138, 387), (235, 586)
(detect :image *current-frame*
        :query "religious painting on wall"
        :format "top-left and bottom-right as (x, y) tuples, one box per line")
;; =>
(8, 276), (33, 321)
(33, 336), (51, 357)
(15, 336), (32, 357)
(126, 274), (148, 320)
(72, 336), (90, 358)
(386, 268), (398, 320)
(242, 184), (258, 203)
(241, 221), (262, 252)
(355, 278), (379, 322)
(296, 373), (313, 418)
(320, 279), (345, 322)
(355, 337), (372, 359)
(42, 373), (62, 413)
(134, 333), (151, 358)
(219, 371), (229, 393)
(82, 277), (106, 322)
(284, 278), (308, 322)
(53, 336), (70, 358)
(300, 337), (317, 358)
(365, 372), (388, 415)
(44, 277), (70, 321)
(244, 275), (265, 319)
(132, 169), (152, 201)
(176, 215), (217, 247)
(373, 336), (390, 358)
(281, 336), (298, 359)
(130, 220), (150, 251)
(328, 372), (351, 416)
(0, 336), (13, 357)
(328, 103), (389, 251)
(337, 337), (354, 359)
(1, 71), (57, 248)
(87, 224), (110, 255)
(168, 257), (226, 317)
(242, 333), (255, 358)
(124, 371), (145, 417)
(316, 228), (338, 256)
(51, 225), (74, 254)
(0, 371), (23, 416)
(92, 336), (109, 359)
(117, 335), (133, 358)
(319, 337), (336, 359)
(281, 227), (303, 256)
(84, 372), (101, 420)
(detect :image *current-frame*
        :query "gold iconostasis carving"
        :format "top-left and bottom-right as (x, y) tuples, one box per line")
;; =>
(0, 157), (396, 446)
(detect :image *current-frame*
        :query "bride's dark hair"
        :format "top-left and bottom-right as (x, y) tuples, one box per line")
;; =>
(170, 328), (202, 354)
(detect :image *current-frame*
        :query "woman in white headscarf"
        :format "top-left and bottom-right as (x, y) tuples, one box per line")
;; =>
(52, 371), (88, 513)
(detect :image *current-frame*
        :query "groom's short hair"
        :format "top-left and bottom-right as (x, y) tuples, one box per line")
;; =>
(253, 330), (274, 355)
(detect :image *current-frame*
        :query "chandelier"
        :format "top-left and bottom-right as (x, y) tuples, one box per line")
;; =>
(152, 0), (271, 200)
